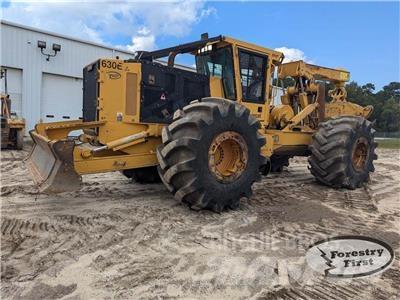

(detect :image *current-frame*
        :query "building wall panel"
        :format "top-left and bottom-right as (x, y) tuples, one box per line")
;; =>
(41, 73), (83, 122)
(1, 20), (136, 131)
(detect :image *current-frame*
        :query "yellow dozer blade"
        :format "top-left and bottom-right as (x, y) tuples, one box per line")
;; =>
(26, 131), (82, 193)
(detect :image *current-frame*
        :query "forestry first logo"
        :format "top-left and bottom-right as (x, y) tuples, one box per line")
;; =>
(306, 236), (394, 278)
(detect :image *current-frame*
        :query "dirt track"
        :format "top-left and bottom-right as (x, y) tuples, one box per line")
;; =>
(1, 147), (399, 299)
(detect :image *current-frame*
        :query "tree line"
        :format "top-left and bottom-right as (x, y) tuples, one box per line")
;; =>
(345, 82), (400, 132)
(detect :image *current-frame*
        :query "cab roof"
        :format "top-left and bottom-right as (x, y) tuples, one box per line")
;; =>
(138, 34), (284, 64)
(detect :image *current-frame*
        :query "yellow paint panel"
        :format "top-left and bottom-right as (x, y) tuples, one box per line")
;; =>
(262, 129), (313, 157)
(125, 73), (138, 116)
(98, 60), (146, 144)
(340, 72), (349, 81)
(75, 152), (158, 174)
(209, 76), (224, 98)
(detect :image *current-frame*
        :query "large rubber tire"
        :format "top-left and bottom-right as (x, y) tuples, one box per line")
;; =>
(122, 167), (161, 183)
(308, 116), (377, 189)
(157, 98), (266, 212)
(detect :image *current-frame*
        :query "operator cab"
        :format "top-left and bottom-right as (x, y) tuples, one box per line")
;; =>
(196, 44), (268, 105)
(134, 34), (283, 123)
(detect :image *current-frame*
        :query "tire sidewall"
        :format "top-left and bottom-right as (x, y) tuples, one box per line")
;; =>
(346, 124), (373, 184)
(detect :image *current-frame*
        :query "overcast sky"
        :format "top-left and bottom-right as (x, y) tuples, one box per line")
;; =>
(1, 1), (399, 89)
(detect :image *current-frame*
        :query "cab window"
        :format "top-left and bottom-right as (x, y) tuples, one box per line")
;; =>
(196, 46), (236, 100)
(239, 50), (267, 104)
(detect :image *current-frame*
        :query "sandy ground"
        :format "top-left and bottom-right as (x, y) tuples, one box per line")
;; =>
(1, 147), (399, 299)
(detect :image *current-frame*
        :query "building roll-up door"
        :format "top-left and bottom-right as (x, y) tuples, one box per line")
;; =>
(0, 67), (23, 117)
(41, 73), (83, 122)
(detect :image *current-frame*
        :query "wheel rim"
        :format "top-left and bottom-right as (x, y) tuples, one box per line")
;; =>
(352, 137), (369, 171)
(208, 131), (248, 183)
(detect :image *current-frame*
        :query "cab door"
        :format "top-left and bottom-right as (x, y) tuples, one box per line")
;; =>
(236, 48), (268, 120)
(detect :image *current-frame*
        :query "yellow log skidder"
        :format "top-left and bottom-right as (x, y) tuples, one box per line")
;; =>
(26, 34), (377, 212)
(1, 68), (25, 150)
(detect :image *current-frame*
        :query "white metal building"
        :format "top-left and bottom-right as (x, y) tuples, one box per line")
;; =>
(1, 20), (136, 131)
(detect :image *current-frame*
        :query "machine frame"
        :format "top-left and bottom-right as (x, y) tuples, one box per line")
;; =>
(27, 35), (373, 192)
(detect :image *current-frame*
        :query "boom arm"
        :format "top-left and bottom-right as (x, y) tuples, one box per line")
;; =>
(278, 60), (350, 102)
(279, 60), (349, 85)
(275, 60), (372, 129)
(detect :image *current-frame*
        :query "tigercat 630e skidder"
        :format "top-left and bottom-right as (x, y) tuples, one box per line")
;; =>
(27, 34), (377, 212)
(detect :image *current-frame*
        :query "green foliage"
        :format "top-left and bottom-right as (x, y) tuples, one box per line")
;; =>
(376, 138), (400, 149)
(272, 77), (295, 88)
(345, 81), (400, 132)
